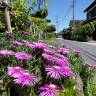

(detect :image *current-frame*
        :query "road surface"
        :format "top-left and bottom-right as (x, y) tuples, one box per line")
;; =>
(56, 38), (96, 65)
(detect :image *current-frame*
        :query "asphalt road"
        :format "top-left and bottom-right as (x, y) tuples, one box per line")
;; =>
(57, 38), (96, 65)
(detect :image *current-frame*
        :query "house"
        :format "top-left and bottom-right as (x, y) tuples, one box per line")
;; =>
(69, 20), (83, 29)
(83, 0), (96, 40)
(61, 20), (83, 39)
(83, 0), (96, 24)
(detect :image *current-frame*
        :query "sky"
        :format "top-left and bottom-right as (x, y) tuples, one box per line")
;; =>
(47, 0), (95, 32)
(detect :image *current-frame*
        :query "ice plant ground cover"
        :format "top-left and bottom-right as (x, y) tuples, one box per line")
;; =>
(0, 31), (96, 96)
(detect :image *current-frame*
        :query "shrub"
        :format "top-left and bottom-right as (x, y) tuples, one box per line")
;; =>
(31, 9), (48, 18)
(44, 25), (56, 33)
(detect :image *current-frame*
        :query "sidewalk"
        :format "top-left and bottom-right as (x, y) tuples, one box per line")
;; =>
(83, 41), (96, 46)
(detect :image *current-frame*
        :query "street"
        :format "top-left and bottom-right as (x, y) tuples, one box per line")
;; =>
(57, 38), (96, 65)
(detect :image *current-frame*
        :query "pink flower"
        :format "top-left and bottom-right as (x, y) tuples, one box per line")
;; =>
(42, 53), (69, 67)
(54, 57), (69, 67)
(55, 54), (70, 66)
(44, 49), (55, 55)
(72, 50), (80, 57)
(8, 66), (25, 78)
(58, 48), (69, 55)
(11, 41), (24, 47)
(55, 54), (67, 60)
(22, 32), (31, 36)
(27, 43), (35, 49)
(46, 65), (74, 79)
(40, 84), (63, 96)
(15, 52), (32, 60)
(6, 31), (15, 36)
(28, 42), (48, 51)
(0, 50), (15, 57)
(14, 72), (38, 86)
(42, 53), (56, 62)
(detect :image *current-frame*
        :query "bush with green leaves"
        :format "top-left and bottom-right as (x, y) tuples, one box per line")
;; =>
(0, 10), (6, 32)
(32, 9), (48, 18)
(63, 21), (96, 42)
(44, 25), (56, 33)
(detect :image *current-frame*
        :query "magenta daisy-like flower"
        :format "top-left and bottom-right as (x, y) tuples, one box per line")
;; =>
(54, 57), (69, 67)
(42, 53), (56, 62)
(42, 53), (69, 67)
(44, 49), (55, 55)
(8, 66), (25, 78)
(0, 50), (15, 57)
(55, 54), (67, 61)
(22, 31), (31, 36)
(6, 31), (15, 36)
(55, 54), (69, 66)
(72, 50), (80, 56)
(58, 48), (69, 55)
(28, 42), (48, 50)
(39, 84), (63, 96)
(11, 41), (24, 47)
(15, 52), (32, 60)
(14, 72), (38, 86)
(27, 43), (35, 49)
(46, 65), (74, 79)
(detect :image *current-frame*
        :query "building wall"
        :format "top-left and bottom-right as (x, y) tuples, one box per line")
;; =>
(87, 6), (96, 19)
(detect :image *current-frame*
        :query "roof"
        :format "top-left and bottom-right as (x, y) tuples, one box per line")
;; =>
(69, 20), (84, 27)
(84, 0), (96, 12)
(82, 16), (96, 24)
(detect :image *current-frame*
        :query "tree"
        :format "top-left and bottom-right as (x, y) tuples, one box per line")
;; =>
(4, 0), (12, 32)
(44, 25), (56, 32)
(37, 0), (48, 9)
(0, 10), (6, 32)
(11, 0), (32, 31)
(31, 8), (48, 18)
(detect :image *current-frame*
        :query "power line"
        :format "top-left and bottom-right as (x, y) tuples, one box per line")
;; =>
(56, 0), (77, 31)
(72, 0), (77, 29)
(59, 4), (72, 23)
(59, 0), (77, 23)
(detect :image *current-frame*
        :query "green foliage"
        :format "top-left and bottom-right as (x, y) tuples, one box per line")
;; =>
(80, 66), (96, 96)
(68, 21), (96, 42)
(36, 0), (48, 9)
(11, 0), (31, 31)
(32, 9), (48, 18)
(44, 25), (56, 33)
(68, 52), (96, 96)
(68, 53), (85, 73)
(76, 22), (95, 41)
(46, 19), (51, 23)
(32, 17), (47, 32)
(82, 22), (95, 36)
(0, 11), (6, 32)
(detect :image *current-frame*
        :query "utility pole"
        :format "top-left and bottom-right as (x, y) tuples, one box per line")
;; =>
(4, 0), (12, 32)
(72, 0), (75, 29)
(73, 0), (75, 21)
(56, 16), (59, 33)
